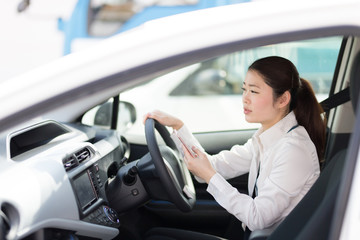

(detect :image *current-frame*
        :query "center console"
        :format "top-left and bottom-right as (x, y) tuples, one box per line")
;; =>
(71, 163), (120, 228)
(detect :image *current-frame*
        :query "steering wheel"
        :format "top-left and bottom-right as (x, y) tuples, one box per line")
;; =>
(144, 118), (196, 212)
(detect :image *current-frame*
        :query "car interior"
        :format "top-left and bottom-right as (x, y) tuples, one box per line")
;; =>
(1, 33), (360, 240)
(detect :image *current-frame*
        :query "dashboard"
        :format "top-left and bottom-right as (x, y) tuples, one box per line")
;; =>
(0, 120), (131, 240)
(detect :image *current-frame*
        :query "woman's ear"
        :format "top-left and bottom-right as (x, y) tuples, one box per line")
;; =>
(277, 91), (291, 109)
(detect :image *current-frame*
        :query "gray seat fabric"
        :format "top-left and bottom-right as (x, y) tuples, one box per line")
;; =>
(265, 150), (346, 240)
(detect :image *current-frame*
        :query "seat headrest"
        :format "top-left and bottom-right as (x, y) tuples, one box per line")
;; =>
(350, 52), (360, 113)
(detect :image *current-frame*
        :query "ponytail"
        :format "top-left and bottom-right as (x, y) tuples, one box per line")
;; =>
(293, 78), (326, 161)
(248, 56), (326, 161)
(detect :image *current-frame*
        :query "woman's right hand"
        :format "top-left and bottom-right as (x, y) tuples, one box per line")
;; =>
(143, 110), (184, 130)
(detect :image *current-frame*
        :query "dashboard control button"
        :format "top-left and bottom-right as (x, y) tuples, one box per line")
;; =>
(131, 189), (139, 196)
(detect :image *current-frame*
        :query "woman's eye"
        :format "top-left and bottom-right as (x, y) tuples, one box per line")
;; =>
(242, 87), (258, 94)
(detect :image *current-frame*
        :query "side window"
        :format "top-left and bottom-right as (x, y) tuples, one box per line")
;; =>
(170, 37), (341, 100)
(170, 56), (243, 96)
(82, 36), (343, 135)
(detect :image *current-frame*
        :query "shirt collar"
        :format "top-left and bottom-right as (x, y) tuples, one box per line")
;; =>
(254, 111), (298, 151)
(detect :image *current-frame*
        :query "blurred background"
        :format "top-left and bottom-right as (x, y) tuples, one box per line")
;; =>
(0, 0), (74, 81)
(0, 0), (248, 82)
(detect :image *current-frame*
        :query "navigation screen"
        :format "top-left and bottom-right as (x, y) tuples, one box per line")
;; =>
(73, 171), (97, 210)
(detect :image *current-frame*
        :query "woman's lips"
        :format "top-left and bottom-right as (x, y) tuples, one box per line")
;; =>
(244, 108), (252, 114)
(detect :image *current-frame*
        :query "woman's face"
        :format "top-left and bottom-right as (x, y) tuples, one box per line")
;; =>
(242, 70), (285, 131)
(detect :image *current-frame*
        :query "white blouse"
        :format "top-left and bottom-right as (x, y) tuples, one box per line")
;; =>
(171, 111), (320, 231)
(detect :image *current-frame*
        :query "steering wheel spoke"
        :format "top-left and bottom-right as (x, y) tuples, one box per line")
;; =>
(141, 118), (196, 212)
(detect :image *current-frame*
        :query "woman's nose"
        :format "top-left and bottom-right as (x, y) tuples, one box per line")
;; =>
(243, 92), (249, 104)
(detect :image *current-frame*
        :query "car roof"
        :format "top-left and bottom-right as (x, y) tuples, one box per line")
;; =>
(0, 0), (359, 134)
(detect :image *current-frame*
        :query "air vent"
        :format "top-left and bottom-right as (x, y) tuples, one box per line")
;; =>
(0, 209), (10, 237)
(63, 147), (92, 171)
(1, 202), (20, 240)
(63, 155), (77, 171)
(75, 148), (91, 163)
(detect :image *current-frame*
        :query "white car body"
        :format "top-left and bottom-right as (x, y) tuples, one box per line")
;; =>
(1, 0), (360, 239)
(1, 0), (354, 128)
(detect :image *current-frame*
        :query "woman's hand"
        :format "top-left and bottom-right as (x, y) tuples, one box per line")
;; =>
(144, 110), (215, 183)
(143, 110), (184, 130)
(183, 145), (216, 184)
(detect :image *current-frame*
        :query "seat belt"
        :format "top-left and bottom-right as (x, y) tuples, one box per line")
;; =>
(320, 87), (350, 112)
(321, 87), (350, 170)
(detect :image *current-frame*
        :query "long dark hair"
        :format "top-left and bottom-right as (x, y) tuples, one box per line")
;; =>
(248, 56), (326, 161)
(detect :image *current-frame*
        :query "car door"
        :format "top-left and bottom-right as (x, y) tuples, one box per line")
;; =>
(81, 35), (344, 238)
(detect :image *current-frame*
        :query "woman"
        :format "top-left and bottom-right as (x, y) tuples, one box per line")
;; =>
(143, 56), (326, 237)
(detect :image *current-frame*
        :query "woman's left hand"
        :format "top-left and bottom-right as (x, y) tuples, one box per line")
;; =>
(183, 145), (216, 184)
